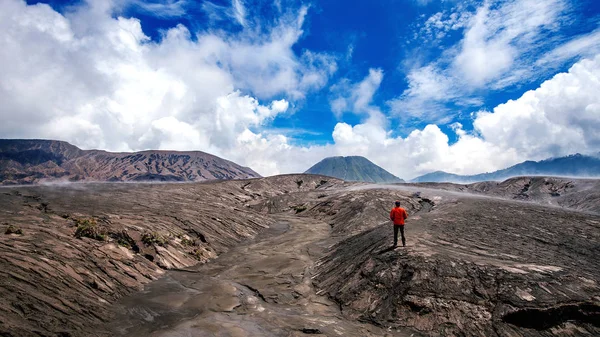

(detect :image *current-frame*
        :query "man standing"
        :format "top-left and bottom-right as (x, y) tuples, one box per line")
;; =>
(390, 200), (408, 247)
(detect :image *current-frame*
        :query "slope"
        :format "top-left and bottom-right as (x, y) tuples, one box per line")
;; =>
(0, 139), (260, 184)
(411, 153), (600, 183)
(305, 156), (404, 183)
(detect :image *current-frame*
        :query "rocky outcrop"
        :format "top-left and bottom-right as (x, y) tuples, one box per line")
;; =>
(0, 139), (260, 184)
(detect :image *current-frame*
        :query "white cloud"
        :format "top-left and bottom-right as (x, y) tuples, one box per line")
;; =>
(454, 0), (567, 87)
(329, 69), (384, 118)
(0, 0), (331, 159)
(454, 4), (514, 86)
(415, 0), (435, 6)
(232, 0), (247, 27)
(233, 54), (600, 179)
(122, 0), (189, 18)
(354, 69), (384, 112)
(537, 29), (600, 67)
(144, 116), (208, 151)
(388, 65), (457, 122)
(201, 0), (247, 28)
(474, 54), (600, 158)
(395, 0), (578, 123)
(419, 10), (473, 43)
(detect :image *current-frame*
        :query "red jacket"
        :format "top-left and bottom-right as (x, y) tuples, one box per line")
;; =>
(390, 207), (408, 225)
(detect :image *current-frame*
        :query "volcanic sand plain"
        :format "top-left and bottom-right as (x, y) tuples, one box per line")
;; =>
(1, 175), (599, 336)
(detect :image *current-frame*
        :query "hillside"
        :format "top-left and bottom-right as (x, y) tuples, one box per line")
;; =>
(411, 153), (600, 183)
(305, 156), (404, 183)
(0, 139), (260, 184)
(406, 176), (600, 214)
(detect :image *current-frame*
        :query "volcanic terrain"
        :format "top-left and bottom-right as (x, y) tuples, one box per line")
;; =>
(0, 175), (599, 336)
(0, 139), (259, 185)
(305, 156), (404, 183)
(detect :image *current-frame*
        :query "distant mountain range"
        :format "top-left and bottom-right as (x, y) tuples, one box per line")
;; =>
(0, 139), (260, 185)
(411, 153), (600, 183)
(305, 156), (404, 183)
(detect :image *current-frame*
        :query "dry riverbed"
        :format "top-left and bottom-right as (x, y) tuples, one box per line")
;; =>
(108, 215), (415, 336)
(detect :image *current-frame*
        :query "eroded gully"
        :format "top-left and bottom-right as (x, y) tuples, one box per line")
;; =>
(107, 214), (414, 337)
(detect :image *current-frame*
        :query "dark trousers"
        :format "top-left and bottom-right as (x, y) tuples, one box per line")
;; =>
(394, 225), (405, 246)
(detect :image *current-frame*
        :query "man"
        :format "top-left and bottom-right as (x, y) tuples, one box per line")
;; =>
(389, 200), (408, 247)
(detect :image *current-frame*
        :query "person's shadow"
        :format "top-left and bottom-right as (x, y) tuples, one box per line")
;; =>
(376, 246), (398, 255)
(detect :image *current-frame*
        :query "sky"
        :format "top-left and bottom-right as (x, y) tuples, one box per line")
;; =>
(1, 0), (600, 179)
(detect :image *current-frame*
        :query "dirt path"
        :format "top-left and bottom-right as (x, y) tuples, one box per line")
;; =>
(107, 214), (414, 337)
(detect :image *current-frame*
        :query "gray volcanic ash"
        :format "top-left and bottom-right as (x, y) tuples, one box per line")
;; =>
(1, 175), (599, 336)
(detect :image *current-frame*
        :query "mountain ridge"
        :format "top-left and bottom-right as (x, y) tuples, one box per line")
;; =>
(411, 153), (600, 183)
(305, 156), (404, 183)
(0, 139), (260, 185)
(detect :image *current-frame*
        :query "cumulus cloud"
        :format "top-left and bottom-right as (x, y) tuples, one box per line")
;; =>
(384, 54), (600, 177)
(0, 0), (333, 158)
(474, 54), (600, 158)
(239, 54), (600, 178)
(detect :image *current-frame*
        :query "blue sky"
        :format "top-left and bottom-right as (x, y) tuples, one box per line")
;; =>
(92, 0), (600, 143)
(147, 0), (596, 141)
(4, 0), (600, 178)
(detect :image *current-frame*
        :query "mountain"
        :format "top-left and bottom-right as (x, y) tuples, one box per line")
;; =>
(305, 156), (404, 183)
(0, 139), (260, 185)
(411, 153), (600, 183)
